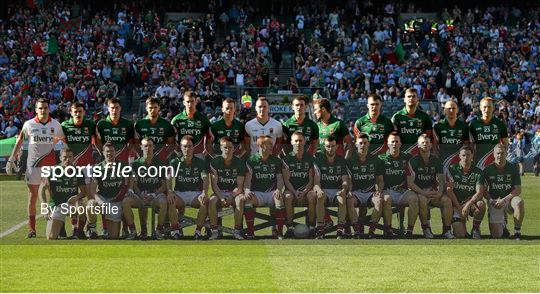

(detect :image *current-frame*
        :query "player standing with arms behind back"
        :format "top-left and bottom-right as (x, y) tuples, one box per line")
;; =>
(392, 88), (433, 155)
(7, 98), (65, 238)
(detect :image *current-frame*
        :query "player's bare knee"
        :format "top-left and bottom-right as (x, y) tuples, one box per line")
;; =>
(346, 197), (356, 207)
(441, 195), (451, 207)
(514, 197), (524, 209)
(209, 195), (218, 206)
(383, 194), (391, 204)
(234, 195), (244, 207)
(476, 200), (486, 209)
(372, 197), (382, 208)
(306, 193), (316, 205)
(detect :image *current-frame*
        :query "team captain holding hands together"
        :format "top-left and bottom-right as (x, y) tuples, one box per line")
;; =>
(6, 88), (525, 240)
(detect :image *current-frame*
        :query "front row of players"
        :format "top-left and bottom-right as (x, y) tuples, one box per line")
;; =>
(46, 131), (525, 240)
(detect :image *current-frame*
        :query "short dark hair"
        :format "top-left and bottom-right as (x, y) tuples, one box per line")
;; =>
(292, 96), (308, 104)
(223, 97), (235, 104)
(367, 94), (382, 102)
(107, 97), (121, 105)
(324, 135), (337, 143)
(71, 102), (85, 109)
(356, 133), (370, 141)
(145, 96), (161, 106)
(35, 98), (49, 106)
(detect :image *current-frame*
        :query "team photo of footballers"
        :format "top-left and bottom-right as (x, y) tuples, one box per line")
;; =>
(1, 1), (539, 292)
(4, 88), (529, 241)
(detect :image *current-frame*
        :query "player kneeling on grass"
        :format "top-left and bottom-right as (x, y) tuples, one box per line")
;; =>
(123, 138), (168, 240)
(244, 135), (287, 239)
(313, 136), (350, 239)
(407, 134), (454, 239)
(379, 132), (419, 238)
(167, 135), (210, 240)
(346, 134), (389, 239)
(445, 146), (486, 239)
(483, 144), (525, 240)
(282, 131), (317, 238)
(209, 137), (246, 240)
(45, 149), (87, 240)
(86, 142), (129, 239)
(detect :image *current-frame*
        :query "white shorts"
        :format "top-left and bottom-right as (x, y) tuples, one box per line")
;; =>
(452, 206), (476, 222)
(26, 167), (45, 185)
(175, 191), (200, 206)
(323, 189), (340, 205)
(488, 200), (513, 224)
(130, 193), (166, 209)
(50, 203), (75, 221)
(253, 191), (275, 207)
(351, 191), (373, 206)
(78, 165), (94, 184)
(385, 189), (409, 206)
(95, 194), (122, 222)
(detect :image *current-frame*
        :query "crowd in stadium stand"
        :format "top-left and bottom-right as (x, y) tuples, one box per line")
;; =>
(0, 1), (539, 158)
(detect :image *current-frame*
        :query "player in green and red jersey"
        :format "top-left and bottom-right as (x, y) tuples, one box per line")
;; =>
(282, 131), (316, 237)
(171, 91), (212, 159)
(346, 134), (389, 239)
(244, 135), (286, 239)
(353, 94), (395, 155)
(313, 98), (353, 158)
(378, 132), (419, 238)
(313, 136), (350, 239)
(483, 144), (525, 240)
(166, 135), (210, 240)
(62, 102), (97, 169)
(61, 102), (97, 239)
(86, 142), (130, 239)
(209, 136), (246, 240)
(391, 88), (433, 155)
(209, 98), (247, 158)
(44, 149), (86, 240)
(433, 100), (469, 173)
(123, 138), (168, 240)
(134, 97), (175, 164)
(469, 97), (509, 170)
(282, 96), (319, 155)
(406, 134), (454, 239)
(96, 98), (136, 163)
(445, 146), (486, 239)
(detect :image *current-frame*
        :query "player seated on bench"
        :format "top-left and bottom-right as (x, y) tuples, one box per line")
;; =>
(243, 135), (289, 239)
(282, 131), (317, 238)
(313, 136), (350, 239)
(86, 142), (128, 239)
(407, 134), (454, 239)
(445, 146), (486, 239)
(123, 138), (168, 240)
(379, 132), (419, 238)
(45, 149), (87, 240)
(484, 143), (525, 240)
(346, 134), (392, 239)
(209, 136), (246, 240)
(167, 135), (210, 240)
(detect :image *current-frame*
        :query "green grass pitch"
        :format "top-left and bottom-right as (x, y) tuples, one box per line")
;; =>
(0, 176), (539, 292)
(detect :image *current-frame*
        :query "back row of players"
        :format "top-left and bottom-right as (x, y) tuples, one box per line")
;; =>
(7, 88), (525, 240)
